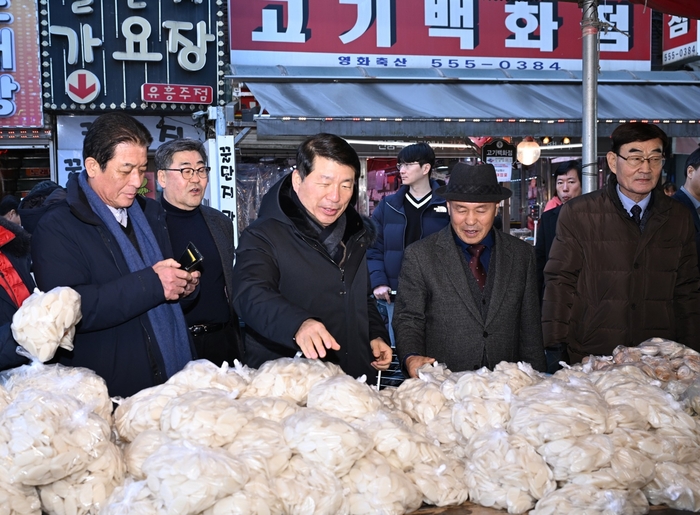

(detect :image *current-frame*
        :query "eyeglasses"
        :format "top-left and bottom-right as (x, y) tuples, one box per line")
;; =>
(616, 154), (665, 169)
(163, 166), (211, 180)
(397, 162), (420, 169)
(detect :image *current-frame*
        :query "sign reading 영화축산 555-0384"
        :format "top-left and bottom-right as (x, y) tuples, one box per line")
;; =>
(230, 0), (651, 72)
(39, 0), (224, 112)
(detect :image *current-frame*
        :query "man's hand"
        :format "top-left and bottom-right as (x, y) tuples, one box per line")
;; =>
(153, 259), (195, 301)
(405, 354), (436, 378)
(370, 338), (392, 370)
(182, 270), (200, 298)
(373, 285), (392, 304)
(294, 319), (341, 359)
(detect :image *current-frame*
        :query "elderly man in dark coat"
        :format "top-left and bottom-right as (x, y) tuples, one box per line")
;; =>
(543, 123), (700, 366)
(232, 133), (392, 383)
(394, 163), (546, 378)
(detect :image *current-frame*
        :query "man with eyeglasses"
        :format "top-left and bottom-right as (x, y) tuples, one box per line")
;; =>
(31, 113), (198, 398)
(156, 138), (240, 367)
(542, 122), (700, 368)
(366, 143), (449, 385)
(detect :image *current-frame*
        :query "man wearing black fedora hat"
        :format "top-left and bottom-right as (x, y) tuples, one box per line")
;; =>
(393, 162), (546, 377)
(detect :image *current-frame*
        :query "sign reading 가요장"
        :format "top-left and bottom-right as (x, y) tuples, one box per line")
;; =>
(40, 0), (223, 111)
(662, 15), (699, 67)
(230, 0), (651, 72)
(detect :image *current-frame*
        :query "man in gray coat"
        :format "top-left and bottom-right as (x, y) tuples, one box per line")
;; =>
(156, 138), (240, 366)
(393, 163), (546, 378)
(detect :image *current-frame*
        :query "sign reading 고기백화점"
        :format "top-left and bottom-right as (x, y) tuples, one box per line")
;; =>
(40, 0), (224, 112)
(662, 15), (699, 67)
(0, 0), (42, 128)
(482, 140), (515, 183)
(229, 0), (651, 72)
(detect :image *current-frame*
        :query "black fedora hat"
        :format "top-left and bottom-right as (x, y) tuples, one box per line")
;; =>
(436, 163), (512, 202)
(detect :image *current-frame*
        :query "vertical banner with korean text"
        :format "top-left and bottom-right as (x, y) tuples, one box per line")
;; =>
(230, 0), (651, 71)
(40, 0), (223, 112)
(0, 0), (42, 127)
(207, 136), (238, 248)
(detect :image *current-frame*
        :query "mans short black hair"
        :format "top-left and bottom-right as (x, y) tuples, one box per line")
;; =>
(295, 133), (361, 182)
(609, 122), (668, 155)
(554, 160), (582, 183)
(685, 146), (700, 172)
(83, 112), (153, 170)
(155, 138), (207, 171)
(0, 195), (19, 216)
(397, 143), (436, 175)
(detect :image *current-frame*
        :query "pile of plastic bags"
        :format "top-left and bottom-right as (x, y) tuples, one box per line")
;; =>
(1, 337), (700, 515)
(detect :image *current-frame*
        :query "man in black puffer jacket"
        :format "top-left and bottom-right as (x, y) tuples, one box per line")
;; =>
(232, 133), (392, 383)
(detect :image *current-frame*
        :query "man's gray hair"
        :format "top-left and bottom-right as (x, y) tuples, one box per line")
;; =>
(155, 139), (207, 170)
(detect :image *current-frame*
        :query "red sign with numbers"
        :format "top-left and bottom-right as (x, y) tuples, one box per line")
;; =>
(661, 15), (699, 66)
(141, 83), (214, 104)
(230, 0), (651, 71)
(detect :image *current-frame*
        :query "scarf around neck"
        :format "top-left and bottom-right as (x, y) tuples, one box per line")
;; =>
(290, 188), (347, 264)
(78, 171), (192, 378)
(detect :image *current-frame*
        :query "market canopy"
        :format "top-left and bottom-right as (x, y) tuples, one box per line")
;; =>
(235, 67), (700, 139)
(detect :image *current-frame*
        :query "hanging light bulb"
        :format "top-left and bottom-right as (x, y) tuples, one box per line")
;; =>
(562, 136), (571, 145)
(517, 136), (541, 166)
(541, 136), (551, 144)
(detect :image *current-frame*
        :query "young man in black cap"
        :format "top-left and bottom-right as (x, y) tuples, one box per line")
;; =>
(393, 162), (546, 378)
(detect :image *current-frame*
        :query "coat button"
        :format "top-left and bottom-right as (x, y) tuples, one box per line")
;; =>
(631, 303), (636, 310)
(633, 262), (640, 269)
(483, 331), (488, 337)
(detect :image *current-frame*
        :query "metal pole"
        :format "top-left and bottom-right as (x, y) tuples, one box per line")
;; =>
(581, 0), (599, 194)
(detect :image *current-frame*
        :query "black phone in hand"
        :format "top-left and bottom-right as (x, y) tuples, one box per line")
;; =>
(177, 242), (203, 272)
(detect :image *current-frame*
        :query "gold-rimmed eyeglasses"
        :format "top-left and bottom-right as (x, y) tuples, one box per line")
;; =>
(164, 166), (211, 179)
(616, 154), (665, 169)
(397, 162), (420, 169)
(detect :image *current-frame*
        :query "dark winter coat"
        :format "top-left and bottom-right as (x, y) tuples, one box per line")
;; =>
(542, 175), (700, 359)
(232, 174), (390, 383)
(534, 204), (562, 300)
(394, 225), (546, 373)
(671, 188), (700, 274)
(0, 218), (34, 371)
(367, 181), (449, 291)
(31, 173), (187, 398)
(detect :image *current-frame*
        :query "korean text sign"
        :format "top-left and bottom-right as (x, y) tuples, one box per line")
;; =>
(40, 0), (223, 111)
(662, 15), (699, 66)
(230, 0), (651, 71)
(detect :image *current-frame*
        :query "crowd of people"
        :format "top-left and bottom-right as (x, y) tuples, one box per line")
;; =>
(0, 112), (699, 398)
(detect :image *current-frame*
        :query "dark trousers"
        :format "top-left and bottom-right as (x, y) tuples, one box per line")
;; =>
(191, 322), (240, 367)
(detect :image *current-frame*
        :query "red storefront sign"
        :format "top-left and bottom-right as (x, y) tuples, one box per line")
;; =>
(662, 15), (699, 66)
(141, 83), (214, 104)
(0, 0), (43, 127)
(230, 0), (651, 71)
